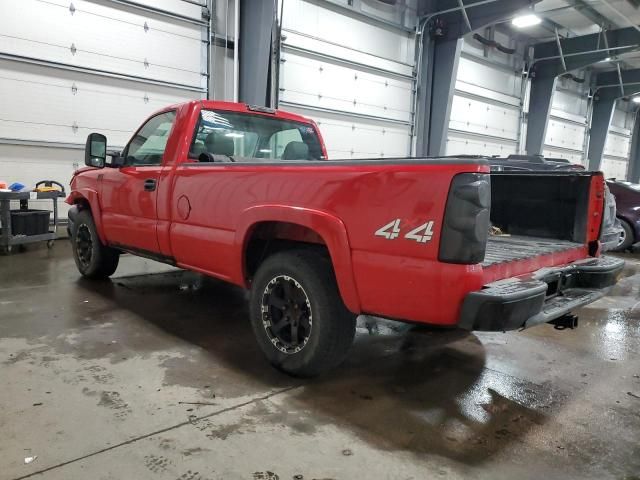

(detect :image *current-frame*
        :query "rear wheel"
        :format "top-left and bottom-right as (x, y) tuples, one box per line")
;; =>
(613, 219), (634, 252)
(249, 249), (357, 377)
(71, 209), (119, 279)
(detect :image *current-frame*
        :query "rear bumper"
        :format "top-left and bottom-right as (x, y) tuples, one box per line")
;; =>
(459, 256), (625, 331)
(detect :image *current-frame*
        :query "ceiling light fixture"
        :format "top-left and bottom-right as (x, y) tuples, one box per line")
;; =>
(512, 13), (542, 28)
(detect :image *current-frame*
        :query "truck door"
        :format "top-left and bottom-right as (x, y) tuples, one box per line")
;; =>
(100, 110), (177, 254)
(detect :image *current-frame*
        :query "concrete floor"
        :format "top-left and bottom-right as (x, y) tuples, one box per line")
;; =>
(1, 242), (639, 480)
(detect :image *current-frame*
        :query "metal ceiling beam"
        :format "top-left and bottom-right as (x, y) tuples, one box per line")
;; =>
(416, 0), (541, 156)
(424, 0), (541, 40)
(533, 27), (640, 75)
(525, 26), (640, 155)
(525, 75), (558, 155)
(587, 96), (616, 170)
(596, 67), (640, 87)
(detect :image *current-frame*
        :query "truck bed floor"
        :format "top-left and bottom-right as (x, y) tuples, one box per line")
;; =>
(482, 235), (582, 267)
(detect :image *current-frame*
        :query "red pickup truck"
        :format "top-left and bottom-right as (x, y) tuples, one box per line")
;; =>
(67, 100), (624, 376)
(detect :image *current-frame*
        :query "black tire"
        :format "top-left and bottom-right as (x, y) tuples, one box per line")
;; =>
(613, 219), (634, 252)
(249, 249), (357, 377)
(71, 209), (119, 279)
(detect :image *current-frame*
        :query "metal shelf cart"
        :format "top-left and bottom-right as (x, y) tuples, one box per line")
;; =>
(0, 185), (66, 254)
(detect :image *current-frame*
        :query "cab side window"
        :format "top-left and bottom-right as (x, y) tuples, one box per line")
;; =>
(124, 111), (177, 166)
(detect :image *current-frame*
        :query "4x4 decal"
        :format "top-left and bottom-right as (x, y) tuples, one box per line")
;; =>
(375, 219), (436, 243)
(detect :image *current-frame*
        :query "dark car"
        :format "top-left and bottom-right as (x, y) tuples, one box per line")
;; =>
(489, 155), (623, 252)
(607, 179), (640, 251)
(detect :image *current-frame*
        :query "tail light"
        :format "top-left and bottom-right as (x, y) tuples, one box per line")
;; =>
(439, 173), (491, 264)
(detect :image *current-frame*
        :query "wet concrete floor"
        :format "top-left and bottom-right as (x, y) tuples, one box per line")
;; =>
(0, 241), (639, 480)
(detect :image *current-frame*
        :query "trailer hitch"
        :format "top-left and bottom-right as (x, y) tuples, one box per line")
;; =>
(549, 314), (579, 330)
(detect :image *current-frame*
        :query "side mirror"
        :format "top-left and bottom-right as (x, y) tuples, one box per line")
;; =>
(85, 133), (107, 168)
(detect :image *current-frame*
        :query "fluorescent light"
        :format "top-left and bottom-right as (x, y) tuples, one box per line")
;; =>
(632, 96), (640, 104)
(259, 149), (272, 153)
(225, 132), (244, 138)
(512, 13), (542, 28)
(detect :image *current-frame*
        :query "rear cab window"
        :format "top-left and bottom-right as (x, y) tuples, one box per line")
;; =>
(188, 109), (324, 161)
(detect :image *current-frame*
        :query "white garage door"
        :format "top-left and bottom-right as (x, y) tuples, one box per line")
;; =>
(277, 0), (415, 159)
(542, 88), (588, 165)
(601, 128), (631, 180)
(446, 40), (522, 158)
(601, 108), (632, 180)
(0, 0), (207, 215)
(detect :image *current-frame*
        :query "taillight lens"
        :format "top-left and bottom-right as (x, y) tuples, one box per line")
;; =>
(439, 173), (491, 264)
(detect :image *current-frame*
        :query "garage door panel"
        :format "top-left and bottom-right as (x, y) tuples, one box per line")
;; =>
(0, 59), (200, 147)
(601, 157), (629, 179)
(544, 118), (585, 152)
(278, 0), (414, 158)
(283, 106), (410, 159)
(604, 132), (631, 159)
(281, 0), (414, 63)
(283, 30), (413, 77)
(542, 147), (584, 165)
(457, 56), (521, 97)
(126, 0), (205, 20)
(280, 50), (413, 123)
(0, 0), (204, 87)
(449, 95), (519, 141)
(446, 133), (517, 157)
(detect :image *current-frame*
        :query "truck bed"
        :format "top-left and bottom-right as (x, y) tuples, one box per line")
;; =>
(482, 235), (583, 267)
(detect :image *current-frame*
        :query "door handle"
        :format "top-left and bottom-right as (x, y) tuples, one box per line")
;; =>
(143, 179), (157, 192)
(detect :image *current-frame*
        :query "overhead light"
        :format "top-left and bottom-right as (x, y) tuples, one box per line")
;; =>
(632, 96), (640, 104)
(225, 132), (244, 138)
(512, 13), (542, 28)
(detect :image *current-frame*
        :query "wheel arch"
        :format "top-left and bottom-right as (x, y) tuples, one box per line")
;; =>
(68, 189), (107, 244)
(235, 206), (361, 314)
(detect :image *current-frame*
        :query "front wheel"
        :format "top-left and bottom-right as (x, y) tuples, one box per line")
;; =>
(249, 249), (357, 377)
(71, 209), (119, 279)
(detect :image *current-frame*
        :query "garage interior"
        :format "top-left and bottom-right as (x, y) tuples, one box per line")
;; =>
(1, 0), (640, 479)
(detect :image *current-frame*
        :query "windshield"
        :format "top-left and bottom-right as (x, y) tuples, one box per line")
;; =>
(189, 109), (323, 161)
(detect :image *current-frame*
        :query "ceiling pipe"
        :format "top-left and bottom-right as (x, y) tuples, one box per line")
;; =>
(554, 27), (567, 71)
(533, 44), (636, 62)
(616, 63), (625, 95)
(457, 0), (473, 33)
